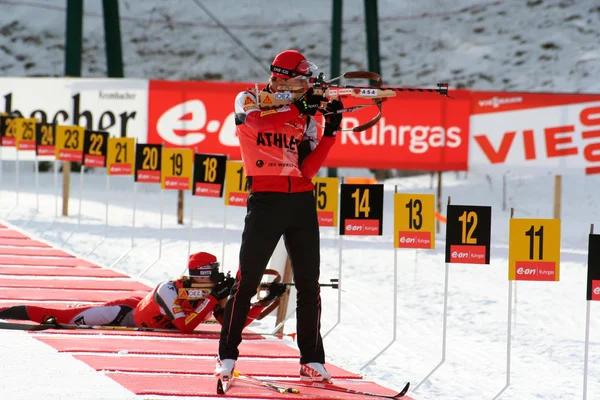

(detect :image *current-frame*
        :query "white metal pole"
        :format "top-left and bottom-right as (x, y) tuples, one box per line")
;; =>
(85, 174), (110, 256)
(109, 181), (137, 269)
(15, 146), (19, 205)
(35, 155), (39, 212)
(414, 261), (450, 391)
(64, 165), (85, 244)
(583, 301), (591, 400)
(361, 246), (397, 370)
(415, 196), (453, 392)
(188, 198), (194, 257)
(222, 203), (227, 271)
(414, 248), (419, 281)
(323, 234), (343, 339)
(54, 159), (58, 219)
(360, 184), (399, 370)
(5, 149), (19, 218)
(42, 159), (60, 235)
(583, 223), (594, 400)
(492, 280), (513, 400)
(138, 188), (164, 279)
(0, 146), (3, 208)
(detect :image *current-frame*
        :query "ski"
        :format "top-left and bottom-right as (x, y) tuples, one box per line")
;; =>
(0, 321), (294, 338)
(233, 370), (299, 394)
(265, 378), (410, 399)
(216, 376), (234, 395)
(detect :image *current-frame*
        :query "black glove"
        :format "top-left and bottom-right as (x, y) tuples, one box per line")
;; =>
(294, 89), (325, 116)
(323, 100), (344, 137)
(211, 276), (235, 301)
(262, 282), (288, 303)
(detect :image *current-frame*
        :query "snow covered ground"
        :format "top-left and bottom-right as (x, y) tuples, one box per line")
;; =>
(1, 0), (600, 92)
(2, 1), (600, 398)
(0, 165), (599, 399)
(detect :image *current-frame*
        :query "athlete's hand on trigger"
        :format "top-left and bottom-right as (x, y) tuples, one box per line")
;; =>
(322, 99), (344, 137)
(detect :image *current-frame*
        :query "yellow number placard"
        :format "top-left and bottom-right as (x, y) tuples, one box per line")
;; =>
(224, 160), (248, 207)
(313, 177), (339, 227)
(161, 148), (193, 190)
(394, 193), (435, 249)
(55, 125), (84, 162)
(15, 118), (37, 151)
(1, 115), (17, 147)
(107, 137), (135, 175)
(509, 218), (561, 281)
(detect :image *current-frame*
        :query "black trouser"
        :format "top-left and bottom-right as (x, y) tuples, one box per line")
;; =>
(219, 190), (325, 364)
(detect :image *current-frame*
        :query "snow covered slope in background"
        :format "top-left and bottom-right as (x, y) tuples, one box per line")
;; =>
(0, 0), (599, 92)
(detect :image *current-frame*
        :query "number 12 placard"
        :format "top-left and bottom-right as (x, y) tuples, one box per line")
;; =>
(445, 204), (491, 264)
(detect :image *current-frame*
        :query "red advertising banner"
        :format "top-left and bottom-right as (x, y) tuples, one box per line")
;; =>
(327, 90), (471, 170)
(147, 80), (249, 159)
(469, 91), (600, 174)
(147, 80), (472, 171)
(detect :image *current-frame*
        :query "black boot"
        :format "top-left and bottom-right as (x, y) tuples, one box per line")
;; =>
(0, 306), (30, 320)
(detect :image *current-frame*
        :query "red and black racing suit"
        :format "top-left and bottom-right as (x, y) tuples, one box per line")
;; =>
(218, 87), (335, 364)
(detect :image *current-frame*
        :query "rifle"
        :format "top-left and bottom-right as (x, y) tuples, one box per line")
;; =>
(258, 71), (450, 132)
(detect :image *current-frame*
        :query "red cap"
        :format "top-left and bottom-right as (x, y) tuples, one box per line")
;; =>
(188, 252), (218, 276)
(270, 49), (315, 79)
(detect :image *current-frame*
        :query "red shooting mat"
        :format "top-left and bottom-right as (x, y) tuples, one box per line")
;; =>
(74, 354), (360, 379)
(34, 335), (299, 358)
(0, 277), (150, 291)
(0, 230), (28, 239)
(0, 266), (127, 278)
(0, 238), (51, 248)
(0, 255), (98, 267)
(107, 373), (412, 399)
(0, 247), (74, 257)
(0, 287), (149, 302)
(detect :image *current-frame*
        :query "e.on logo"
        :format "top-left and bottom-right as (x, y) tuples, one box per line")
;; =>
(344, 219), (380, 236)
(228, 192), (248, 207)
(156, 100), (238, 147)
(592, 280), (600, 301)
(514, 261), (556, 281)
(452, 251), (469, 259)
(449, 244), (487, 264)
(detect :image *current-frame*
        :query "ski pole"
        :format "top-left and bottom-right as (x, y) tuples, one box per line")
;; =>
(233, 371), (299, 394)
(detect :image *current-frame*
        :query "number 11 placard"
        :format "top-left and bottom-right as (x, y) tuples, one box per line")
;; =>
(509, 218), (560, 281)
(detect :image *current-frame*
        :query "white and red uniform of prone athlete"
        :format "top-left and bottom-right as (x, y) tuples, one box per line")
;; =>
(0, 252), (279, 334)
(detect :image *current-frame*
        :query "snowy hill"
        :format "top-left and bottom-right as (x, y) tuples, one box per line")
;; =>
(1, 0), (600, 92)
